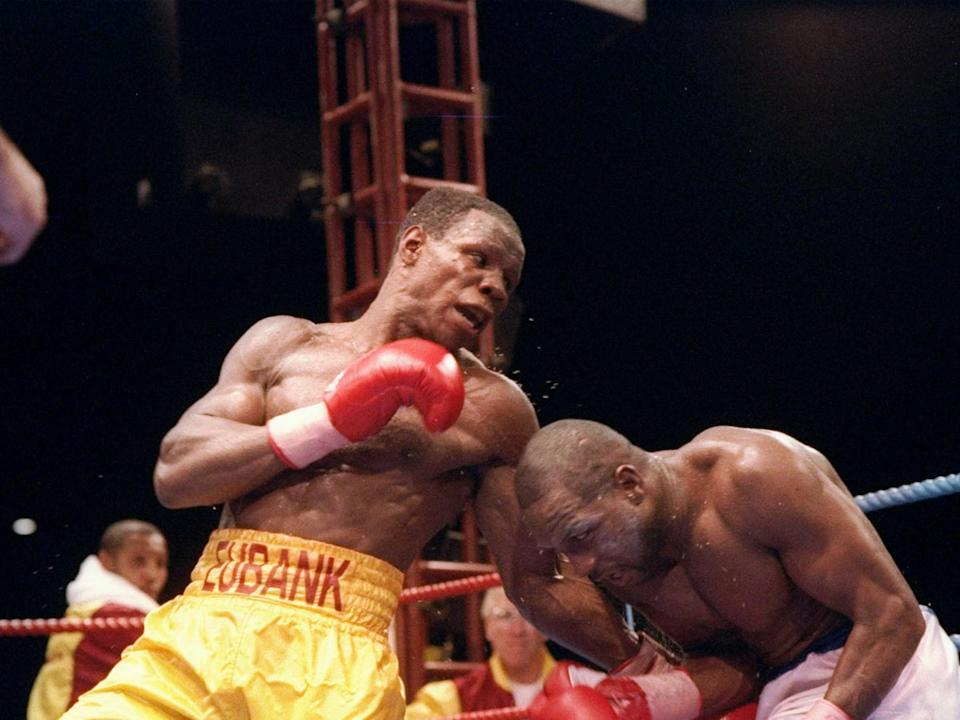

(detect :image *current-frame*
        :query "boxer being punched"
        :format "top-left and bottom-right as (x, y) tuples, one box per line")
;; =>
(514, 421), (960, 719)
(61, 189), (640, 719)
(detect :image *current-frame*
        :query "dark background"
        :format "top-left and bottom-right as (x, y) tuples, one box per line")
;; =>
(1, 0), (958, 711)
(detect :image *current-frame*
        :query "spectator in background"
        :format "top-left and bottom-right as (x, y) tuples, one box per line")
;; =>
(405, 586), (558, 718)
(27, 520), (168, 719)
(0, 126), (47, 265)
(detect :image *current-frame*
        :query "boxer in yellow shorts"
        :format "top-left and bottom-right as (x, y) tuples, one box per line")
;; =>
(64, 529), (406, 719)
(66, 191), (655, 717)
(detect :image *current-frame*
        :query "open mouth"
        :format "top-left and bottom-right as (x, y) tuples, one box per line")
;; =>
(455, 304), (488, 332)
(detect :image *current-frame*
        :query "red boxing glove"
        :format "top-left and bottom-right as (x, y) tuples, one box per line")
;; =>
(267, 338), (464, 469)
(542, 660), (702, 720)
(324, 338), (464, 439)
(529, 685), (619, 720)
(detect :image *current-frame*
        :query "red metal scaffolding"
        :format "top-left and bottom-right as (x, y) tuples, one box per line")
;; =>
(316, 0), (487, 324)
(315, 0), (493, 695)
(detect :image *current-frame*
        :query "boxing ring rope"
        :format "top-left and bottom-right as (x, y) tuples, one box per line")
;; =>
(0, 616), (143, 637)
(1, 471), (959, 720)
(4, 615), (955, 649)
(1, 473), (959, 635)
(399, 571), (502, 604)
(852, 472), (960, 512)
(435, 709), (526, 720)
(0, 572), (504, 637)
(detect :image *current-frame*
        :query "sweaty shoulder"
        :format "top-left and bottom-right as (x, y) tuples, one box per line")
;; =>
(684, 425), (809, 468)
(222, 315), (320, 379)
(684, 426), (838, 522)
(458, 349), (539, 463)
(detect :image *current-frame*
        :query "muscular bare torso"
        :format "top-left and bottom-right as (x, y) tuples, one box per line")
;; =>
(606, 428), (855, 667)
(226, 319), (528, 570)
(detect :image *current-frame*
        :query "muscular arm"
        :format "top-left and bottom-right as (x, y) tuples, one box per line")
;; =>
(470, 381), (642, 669)
(153, 317), (294, 508)
(731, 434), (924, 718)
(478, 462), (644, 669)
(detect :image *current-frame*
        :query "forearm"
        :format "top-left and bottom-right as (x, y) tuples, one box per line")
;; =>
(475, 460), (639, 668)
(821, 602), (924, 718)
(509, 570), (640, 669)
(154, 415), (283, 508)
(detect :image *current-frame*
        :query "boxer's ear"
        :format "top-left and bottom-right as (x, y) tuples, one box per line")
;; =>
(398, 225), (425, 265)
(98, 549), (117, 572)
(615, 464), (645, 504)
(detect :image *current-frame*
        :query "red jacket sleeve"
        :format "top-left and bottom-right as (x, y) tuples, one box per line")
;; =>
(69, 603), (146, 705)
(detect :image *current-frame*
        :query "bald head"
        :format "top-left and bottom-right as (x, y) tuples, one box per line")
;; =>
(515, 419), (638, 511)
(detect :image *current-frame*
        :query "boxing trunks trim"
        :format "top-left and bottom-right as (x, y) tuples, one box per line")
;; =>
(189, 527), (404, 637)
(760, 620), (853, 686)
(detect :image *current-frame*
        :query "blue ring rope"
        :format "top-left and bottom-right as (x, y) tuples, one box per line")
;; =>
(854, 473), (960, 513)
(856, 476), (960, 652)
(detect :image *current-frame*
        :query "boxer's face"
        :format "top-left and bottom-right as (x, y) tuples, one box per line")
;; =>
(401, 210), (524, 349)
(526, 486), (652, 595)
(100, 532), (169, 600)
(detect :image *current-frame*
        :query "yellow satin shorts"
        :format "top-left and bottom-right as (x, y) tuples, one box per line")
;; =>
(63, 528), (406, 719)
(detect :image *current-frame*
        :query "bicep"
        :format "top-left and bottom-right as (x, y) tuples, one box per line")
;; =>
(156, 325), (276, 466)
(157, 370), (267, 469)
(181, 378), (266, 427)
(170, 319), (284, 428)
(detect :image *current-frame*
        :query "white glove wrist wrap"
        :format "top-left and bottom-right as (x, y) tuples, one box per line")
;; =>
(634, 670), (701, 720)
(266, 402), (350, 469)
(568, 664), (702, 720)
(564, 665), (608, 688)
